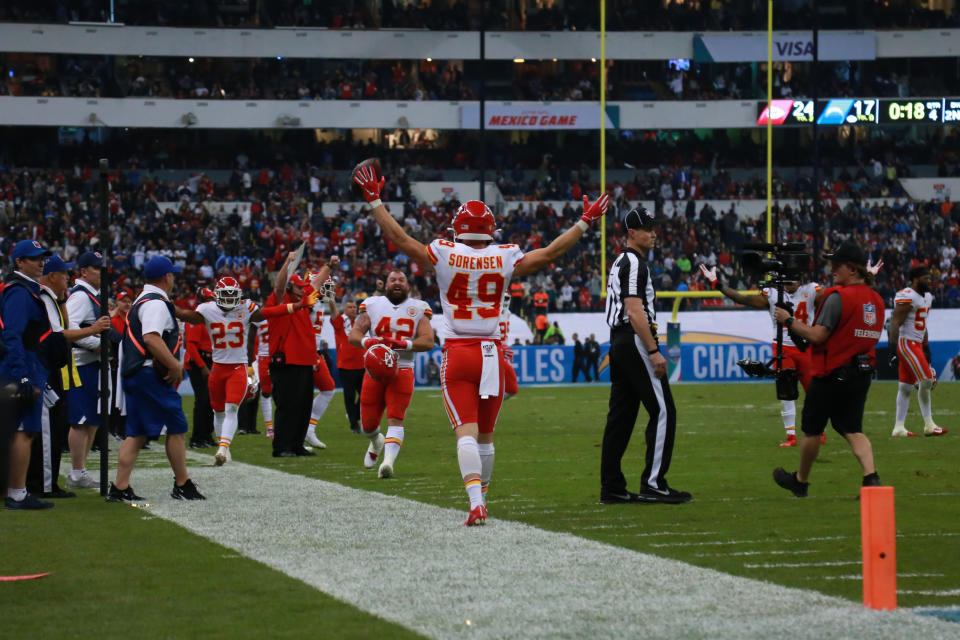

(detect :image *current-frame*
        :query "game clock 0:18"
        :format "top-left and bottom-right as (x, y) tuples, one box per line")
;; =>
(881, 99), (943, 123)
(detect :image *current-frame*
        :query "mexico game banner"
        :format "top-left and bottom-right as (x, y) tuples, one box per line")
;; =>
(460, 104), (619, 130)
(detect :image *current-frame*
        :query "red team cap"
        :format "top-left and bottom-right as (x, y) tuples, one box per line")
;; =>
(363, 344), (399, 383)
(451, 200), (496, 241)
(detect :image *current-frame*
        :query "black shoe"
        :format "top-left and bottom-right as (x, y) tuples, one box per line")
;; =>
(5, 493), (55, 510)
(278, 450), (298, 458)
(203, 439), (217, 448)
(171, 479), (206, 500)
(350, 424), (362, 435)
(773, 468), (809, 497)
(599, 490), (644, 504)
(90, 445), (101, 453)
(297, 447), (317, 457)
(42, 486), (77, 499)
(638, 484), (693, 504)
(140, 441), (151, 450)
(106, 482), (144, 502)
(862, 472), (882, 487)
(241, 427), (261, 435)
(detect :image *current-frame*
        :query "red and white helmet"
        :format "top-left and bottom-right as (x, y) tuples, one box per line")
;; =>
(243, 370), (259, 402)
(363, 344), (399, 383)
(215, 276), (242, 310)
(450, 200), (496, 242)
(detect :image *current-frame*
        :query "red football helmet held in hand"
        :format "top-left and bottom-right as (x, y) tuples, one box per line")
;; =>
(364, 343), (400, 383)
(450, 200), (496, 242)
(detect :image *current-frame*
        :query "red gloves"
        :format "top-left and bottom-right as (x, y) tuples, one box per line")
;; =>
(383, 337), (412, 351)
(362, 337), (383, 349)
(581, 193), (610, 225)
(353, 165), (385, 203)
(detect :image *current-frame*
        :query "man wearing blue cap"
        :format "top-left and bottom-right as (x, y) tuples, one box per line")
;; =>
(109, 255), (204, 502)
(64, 251), (112, 490)
(1, 239), (55, 509)
(28, 256), (110, 498)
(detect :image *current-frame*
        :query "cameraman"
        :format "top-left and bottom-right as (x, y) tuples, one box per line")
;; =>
(771, 240), (884, 498)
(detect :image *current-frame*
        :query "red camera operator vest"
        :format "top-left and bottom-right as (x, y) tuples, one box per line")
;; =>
(810, 283), (885, 378)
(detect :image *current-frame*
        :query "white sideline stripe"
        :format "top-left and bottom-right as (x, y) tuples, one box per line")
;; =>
(131, 458), (960, 640)
(744, 561), (862, 568)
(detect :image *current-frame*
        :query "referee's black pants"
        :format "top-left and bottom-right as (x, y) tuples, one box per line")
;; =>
(338, 368), (364, 431)
(601, 330), (677, 494)
(187, 366), (214, 445)
(269, 363), (313, 455)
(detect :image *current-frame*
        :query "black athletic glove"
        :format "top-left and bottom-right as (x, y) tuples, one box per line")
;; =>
(17, 377), (39, 408)
(889, 353), (898, 368)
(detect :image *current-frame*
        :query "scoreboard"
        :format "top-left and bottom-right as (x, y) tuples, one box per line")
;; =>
(757, 98), (960, 126)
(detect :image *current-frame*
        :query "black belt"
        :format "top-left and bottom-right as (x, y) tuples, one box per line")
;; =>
(611, 324), (634, 335)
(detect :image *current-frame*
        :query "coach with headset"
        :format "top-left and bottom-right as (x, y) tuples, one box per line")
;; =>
(600, 208), (691, 505)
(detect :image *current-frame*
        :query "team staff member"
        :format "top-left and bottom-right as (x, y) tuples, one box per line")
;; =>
(330, 297), (366, 434)
(64, 251), (111, 490)
(1, 240), (55, 509)
(109, 256), (205, 502)
(28, 256), (109, 498)
(772, 240), (884, 497)
(265, 251), (323, 458)
(185, 287), (215, 448)
(508, 281), (525, 317)
(601, 209), (691, 505)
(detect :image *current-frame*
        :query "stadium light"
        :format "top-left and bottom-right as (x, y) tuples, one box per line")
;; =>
(188, 57), (195, 63)
(513, 58), (525, 63)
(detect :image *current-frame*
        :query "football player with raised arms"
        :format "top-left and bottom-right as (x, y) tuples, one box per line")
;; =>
(304, 271), (339, 450)
(348, 269), (435, 478)
(889, 265), (948, 437)
(354, 160), (608, 525)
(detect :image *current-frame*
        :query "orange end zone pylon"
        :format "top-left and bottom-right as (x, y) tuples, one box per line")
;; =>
(861, 486), (897, 610)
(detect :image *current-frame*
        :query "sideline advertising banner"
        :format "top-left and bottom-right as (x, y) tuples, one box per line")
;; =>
(693, 32), (876, 62)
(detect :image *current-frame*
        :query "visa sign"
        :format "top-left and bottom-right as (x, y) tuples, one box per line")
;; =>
(775, 40), (816, 57)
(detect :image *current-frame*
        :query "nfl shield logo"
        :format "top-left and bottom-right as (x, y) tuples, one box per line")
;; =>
(863, 303), (877, 326)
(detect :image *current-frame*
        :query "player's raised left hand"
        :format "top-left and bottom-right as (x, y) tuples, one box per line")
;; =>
(580, 193), (610, 225)
(866, 257), (883, 276)
(353, 165), (385, 203)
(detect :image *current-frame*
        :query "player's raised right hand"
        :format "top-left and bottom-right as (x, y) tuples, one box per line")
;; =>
(353, 165), (385, 204)
(301, 290), (320, 308)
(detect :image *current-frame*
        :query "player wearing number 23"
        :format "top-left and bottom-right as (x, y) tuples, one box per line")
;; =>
(348, 269), (435, 479)
(353, 159), (609, 527)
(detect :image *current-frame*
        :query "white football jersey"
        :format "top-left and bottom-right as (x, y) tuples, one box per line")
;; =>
(761, 282), (819, 347)
(894, 287), (933, 342)
(197, 300), (257, 364)
(310, 302), (326, 350)
(254, 320), (269, 357)
(359, 295), (432, 369)
(499, 298), (511, 342)
(427, 239), (525, 339)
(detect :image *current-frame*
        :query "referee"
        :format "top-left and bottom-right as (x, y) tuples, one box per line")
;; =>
(600, 208), (691, 505)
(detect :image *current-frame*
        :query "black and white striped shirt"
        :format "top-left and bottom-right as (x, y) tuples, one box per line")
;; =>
(606, 248), (657, 337)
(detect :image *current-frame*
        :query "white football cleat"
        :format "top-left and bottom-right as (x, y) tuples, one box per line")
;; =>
(891, 427), (919, 437)
(924, 424), (948, 437)
(363, 433), (385, 469)
(305, 432), (327, 449)
(214, 445), (231, 466)
(378, 459), (394, 479)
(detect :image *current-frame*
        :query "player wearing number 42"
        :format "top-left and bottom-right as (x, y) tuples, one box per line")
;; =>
(348, 270), (435, 479)
(353, 160), (609, 526)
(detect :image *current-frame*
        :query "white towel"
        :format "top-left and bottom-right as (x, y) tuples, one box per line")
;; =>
(479, 341), (500, 398)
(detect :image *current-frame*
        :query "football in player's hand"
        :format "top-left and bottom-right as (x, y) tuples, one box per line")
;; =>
(352, 157), (382, 196)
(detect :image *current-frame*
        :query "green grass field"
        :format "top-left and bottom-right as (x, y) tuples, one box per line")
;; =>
(3, 381), (958, 638)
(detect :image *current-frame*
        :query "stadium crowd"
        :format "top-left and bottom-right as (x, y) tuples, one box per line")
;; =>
(4, 52), (958, 105)
(2, 0), (957, 31)
(2, 160), (959, 323)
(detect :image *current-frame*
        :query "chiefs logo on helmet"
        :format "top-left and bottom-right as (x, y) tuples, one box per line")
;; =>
(215, 276), (242, 310)
(364, 343), (399, 383)
(450, 200), (496, 242)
